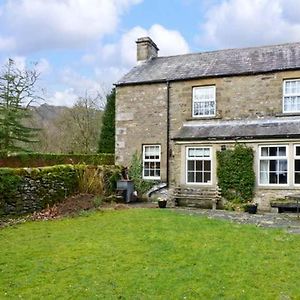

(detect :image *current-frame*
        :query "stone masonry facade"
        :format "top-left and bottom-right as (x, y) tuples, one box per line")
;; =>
(116, 70), (300, 209)
(116, 38), (300, 210)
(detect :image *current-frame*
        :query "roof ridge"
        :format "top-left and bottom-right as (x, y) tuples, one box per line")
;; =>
(117, 41), (300, 86)
(154, 41), (300, 60)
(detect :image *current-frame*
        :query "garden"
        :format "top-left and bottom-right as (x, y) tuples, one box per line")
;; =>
(1, 209), (300, 299)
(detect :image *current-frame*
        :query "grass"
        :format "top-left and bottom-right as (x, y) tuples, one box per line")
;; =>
(1, 209), (300, 299)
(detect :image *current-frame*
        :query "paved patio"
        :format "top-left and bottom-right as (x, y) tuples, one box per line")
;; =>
(172, 208), (300, 234)
(128, 201), (300, 234)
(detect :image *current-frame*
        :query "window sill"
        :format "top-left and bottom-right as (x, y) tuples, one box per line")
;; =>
(276, 113), (300, 117)
(257, 185), (292, 190)
(186, 116), (222, 121)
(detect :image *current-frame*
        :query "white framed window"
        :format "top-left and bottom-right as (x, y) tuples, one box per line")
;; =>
(259, 146), (288, 185)
(283, 79), (300, 113)
(186, 147), (212, 184)
(294, 145), (300, 185)
(143, 145), (161, 180)
(192, 86), (216, 117)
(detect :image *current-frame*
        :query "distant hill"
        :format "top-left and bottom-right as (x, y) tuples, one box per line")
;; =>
(30, 103), (67, 126)
(27, 103), (103, 153)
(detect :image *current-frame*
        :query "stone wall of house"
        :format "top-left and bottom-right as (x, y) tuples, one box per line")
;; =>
(169, 70), (300, 138)
(254, 189), (298, 211)
(116, 70), (300, 209)
(171, 140), (300, 211)
(115, 83), (168, 181)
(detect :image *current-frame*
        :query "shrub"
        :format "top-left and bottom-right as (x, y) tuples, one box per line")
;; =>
(128, 152), (157, 196)
(98, 89), (115, 154)
(0, 152), (114, 168)
(217, 144), (255, 203)
(78, 165), (121, 195)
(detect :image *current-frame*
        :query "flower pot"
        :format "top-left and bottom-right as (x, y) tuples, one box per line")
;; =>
(158, 200), (167, 208)
(244, 204), (257, 214)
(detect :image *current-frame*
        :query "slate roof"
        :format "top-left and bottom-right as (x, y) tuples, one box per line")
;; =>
(117, 42), (300, 85)
(173, 118), (300, 141)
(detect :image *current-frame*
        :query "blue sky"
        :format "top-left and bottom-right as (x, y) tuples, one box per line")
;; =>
(0, 0), (299, 106)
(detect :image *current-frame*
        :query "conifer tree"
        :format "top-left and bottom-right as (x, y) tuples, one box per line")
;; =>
(0, 59), (41, 154)
(98, 89), (115, 153)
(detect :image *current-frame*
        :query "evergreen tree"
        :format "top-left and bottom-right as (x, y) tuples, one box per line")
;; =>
(0, 59), (40, 154)
(98, 89), (115, 153)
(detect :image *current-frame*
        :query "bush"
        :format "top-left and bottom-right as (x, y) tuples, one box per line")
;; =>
(98, 89), (115, 154)
(0, 164), (121, 216)
(217, 144), (255, 203)
(0, 152), (114, 168)
(128, 152), (157, 196)
(78, 165), (121, 195)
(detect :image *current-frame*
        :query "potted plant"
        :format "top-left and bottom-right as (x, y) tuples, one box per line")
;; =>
(157, 198), (167, 208)
(243, 202), (258, 214)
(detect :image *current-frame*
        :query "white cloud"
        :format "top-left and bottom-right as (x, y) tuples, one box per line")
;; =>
(11, 56), (27, 71)
(82, 24), (189, 85)
(48, 88), (78, 106)
(44, 67), (110, 107)
(36, 58), (51, 75)
(0, 36), (15, 51)
(48, 23), (189, 107)
(198, 0), (300, 49)
(1, 0), (142, 52)
(109, 24), (190, 67)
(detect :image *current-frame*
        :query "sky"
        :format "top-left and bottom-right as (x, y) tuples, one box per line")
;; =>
(0, 0), (300, 106)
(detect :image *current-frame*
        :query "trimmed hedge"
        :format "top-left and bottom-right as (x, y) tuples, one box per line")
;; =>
(0, 152), (114, 168)
(0, 164), (121, 216)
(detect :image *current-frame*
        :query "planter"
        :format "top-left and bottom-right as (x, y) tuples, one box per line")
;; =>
(244, 204), (258, 214)
(158, 200), (167, 208)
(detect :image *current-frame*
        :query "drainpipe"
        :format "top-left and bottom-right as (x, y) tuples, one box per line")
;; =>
(166, 81), (170, 187)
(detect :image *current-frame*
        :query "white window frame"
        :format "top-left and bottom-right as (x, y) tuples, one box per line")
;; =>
(258, 145), (289, 187)
(282, 79), (300, 113)
(192, 86), (216, 118)
(142, 145), (161, 180)
(293, 144), (300, 186)
(186, 146), (212, 185)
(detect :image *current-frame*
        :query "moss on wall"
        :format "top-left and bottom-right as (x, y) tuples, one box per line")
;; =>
(0, 153), (114, 168)
(0, 164), (121, 216)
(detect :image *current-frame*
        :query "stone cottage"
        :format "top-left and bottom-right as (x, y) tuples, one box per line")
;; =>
(115, 37), (300, 210)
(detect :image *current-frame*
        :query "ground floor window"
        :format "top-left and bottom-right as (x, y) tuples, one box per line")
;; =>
(186, 147), (212, 184)
(143, 145), (161, 180)
(294, 145), (300, 184)
(259, 146), (288, 185)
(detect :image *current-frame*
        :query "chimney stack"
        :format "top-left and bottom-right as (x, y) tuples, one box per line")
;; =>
(136, 37), (159, 62)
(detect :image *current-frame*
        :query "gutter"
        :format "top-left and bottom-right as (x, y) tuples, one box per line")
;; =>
(115, 68), (299, 87)
(172, 134), (300, 142)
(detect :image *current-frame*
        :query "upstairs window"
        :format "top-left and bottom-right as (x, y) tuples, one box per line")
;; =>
(192, 86), (216, 117)
(143, 145), (161, 180)
(283, 79), (300, 113)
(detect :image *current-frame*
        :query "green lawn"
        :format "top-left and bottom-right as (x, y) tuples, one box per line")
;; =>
(1, 209), (300, 299)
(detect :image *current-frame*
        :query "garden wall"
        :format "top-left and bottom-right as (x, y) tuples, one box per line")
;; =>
(0, 153), (114, 168)
(0, 164), (121, 216)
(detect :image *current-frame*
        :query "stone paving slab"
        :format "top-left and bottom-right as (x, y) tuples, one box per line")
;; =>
(171, 208), (300, 234)
(128, 202), (300, 233)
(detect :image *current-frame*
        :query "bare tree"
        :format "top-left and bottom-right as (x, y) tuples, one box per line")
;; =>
(30, 91), (104, 154)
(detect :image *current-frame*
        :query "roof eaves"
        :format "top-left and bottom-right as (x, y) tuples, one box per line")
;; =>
(172, 134), (300, 142)
(115, 67), (300, 87)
